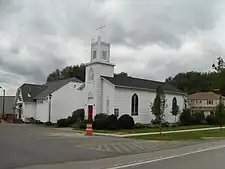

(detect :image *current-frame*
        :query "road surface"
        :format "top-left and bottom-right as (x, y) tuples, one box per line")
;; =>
(1, 123), (223, 169)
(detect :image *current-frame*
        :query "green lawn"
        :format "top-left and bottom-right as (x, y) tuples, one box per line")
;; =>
(93, 125), (214, 135)
(131, 129), (225, 141)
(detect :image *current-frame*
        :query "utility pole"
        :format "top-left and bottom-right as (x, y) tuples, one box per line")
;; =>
(0, 87), (5, 116)
(48, 94), (52, 123)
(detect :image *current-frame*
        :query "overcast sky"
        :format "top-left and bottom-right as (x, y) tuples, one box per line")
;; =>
(0, 0), (225, 95)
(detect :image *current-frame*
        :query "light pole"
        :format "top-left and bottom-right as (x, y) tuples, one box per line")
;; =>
(48, 93), (52, 123)
(0, 87), (5, 117)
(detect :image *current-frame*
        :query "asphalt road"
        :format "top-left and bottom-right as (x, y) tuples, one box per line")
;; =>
(0, 123), (209, 169)
(118, 145), (225, 169)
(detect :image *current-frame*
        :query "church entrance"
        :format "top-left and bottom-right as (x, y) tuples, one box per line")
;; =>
(88, 105), (93, 120)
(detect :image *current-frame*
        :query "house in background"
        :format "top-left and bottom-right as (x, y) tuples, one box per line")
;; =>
(14, 78), (84, 123)
(187, 92), (225, 116)
(0, 96), (15, 116)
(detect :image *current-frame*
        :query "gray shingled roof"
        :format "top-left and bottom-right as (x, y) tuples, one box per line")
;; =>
(34, 78), (82, 99)
(19, 78), (82, 101)
(0, 96), (16, 115)
(102, 75), (183, 94)
(19, 84), (47, 102)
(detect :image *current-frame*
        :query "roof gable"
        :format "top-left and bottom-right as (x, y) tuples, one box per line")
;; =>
(101, 75), (183, 94)
(188, 92), (225, 100)
(19, 84), (47, 102)
(19, 77), (82, 101)
(34, 77), (82, 99)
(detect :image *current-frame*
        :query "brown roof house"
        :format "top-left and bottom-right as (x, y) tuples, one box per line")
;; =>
(187, 92), (225, 116)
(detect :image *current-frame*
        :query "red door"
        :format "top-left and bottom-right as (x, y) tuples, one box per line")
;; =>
(88, 105), (93, 120)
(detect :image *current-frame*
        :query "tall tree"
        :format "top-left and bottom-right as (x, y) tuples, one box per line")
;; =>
(212, 57), (225, 72)
(215, 98), (225, 131)
(47, 64), (85, 82)
(150, 86), (167, 134)
(114, 72), (128, 77)
(171, 97), (180, 123)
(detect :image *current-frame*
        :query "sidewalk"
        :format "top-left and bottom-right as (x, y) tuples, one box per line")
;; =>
(93, 126), (225, 138)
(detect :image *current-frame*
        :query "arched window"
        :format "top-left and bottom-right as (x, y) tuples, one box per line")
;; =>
(106, 98), (110, 114)
(89, 68), (94, 81)
(131, 94), (138, 116)
(172, 97), (177, 105)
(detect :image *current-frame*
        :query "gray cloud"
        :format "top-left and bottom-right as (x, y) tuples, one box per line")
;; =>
(0, 0), (225, 95)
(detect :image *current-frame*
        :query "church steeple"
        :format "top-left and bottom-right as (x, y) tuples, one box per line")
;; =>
(90, 35), (110, 63)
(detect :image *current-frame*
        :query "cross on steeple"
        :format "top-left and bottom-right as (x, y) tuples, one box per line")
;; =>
(96, 24), (106, 36)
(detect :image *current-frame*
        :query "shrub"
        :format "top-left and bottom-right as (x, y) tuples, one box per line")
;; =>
(92, 113), (109, 130)
(180, 109), (196, 125)
(57, 109), (85, 127)
(71, 109), (85, 123)
(57, 118), (70, 127)
(193, 112), (205, 124)
(118, 114), (134, 129)
(206, 115), (217, 125)
(94, 113), (109, 121)
(107, 114), (118, 130)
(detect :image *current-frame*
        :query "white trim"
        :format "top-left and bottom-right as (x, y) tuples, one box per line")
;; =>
(106, 144), (225, 169)
(85, 60), (115, 67)
(115, 85), (185, 95)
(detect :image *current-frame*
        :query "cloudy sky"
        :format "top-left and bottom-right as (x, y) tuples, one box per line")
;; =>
(0, 0), (225, 95)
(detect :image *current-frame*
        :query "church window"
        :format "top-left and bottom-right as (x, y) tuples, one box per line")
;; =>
(131, 94), (138, 116)
(93, 50), (97, 59)
(102, 51), (107, 60)
(114, 108), (119, 117)
(89, 68), (94, 81)
(172, 97), (177, 105)
(106, 98), (110, 114)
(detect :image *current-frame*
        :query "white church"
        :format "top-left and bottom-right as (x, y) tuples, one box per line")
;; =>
(14, 35), (185, 124)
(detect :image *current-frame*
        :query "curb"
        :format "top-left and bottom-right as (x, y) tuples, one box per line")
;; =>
(92, 126), (225, 138)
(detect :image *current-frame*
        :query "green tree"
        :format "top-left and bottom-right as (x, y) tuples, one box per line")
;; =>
(215, 99), (225, 131)
(47, 64), (85, 82)
(171, 97), (180, 123)
(114, 72), (128, 77)
(212, 57), (225, 72)
(150, 86), (167, 134)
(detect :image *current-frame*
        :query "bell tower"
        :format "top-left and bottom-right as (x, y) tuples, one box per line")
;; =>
(91, 36), (110, 63)
(84, 33), (115, 119)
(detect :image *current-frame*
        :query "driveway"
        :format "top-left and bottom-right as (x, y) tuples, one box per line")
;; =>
(0, 124), (203, 169)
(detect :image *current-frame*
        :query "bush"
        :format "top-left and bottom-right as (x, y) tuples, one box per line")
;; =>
(93, 113), (109, 130)
(107, 114), (118, 130)
(180, 109), (196, 125)
(193, 112), (205, 124)
(206, 115), (217, 125)
(57, 109), (85, 127)
(118, 114), (134, 129)
(94, 113), (109, 121)
(71, 109), (85, 123)
(57, 118), (70, 127)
